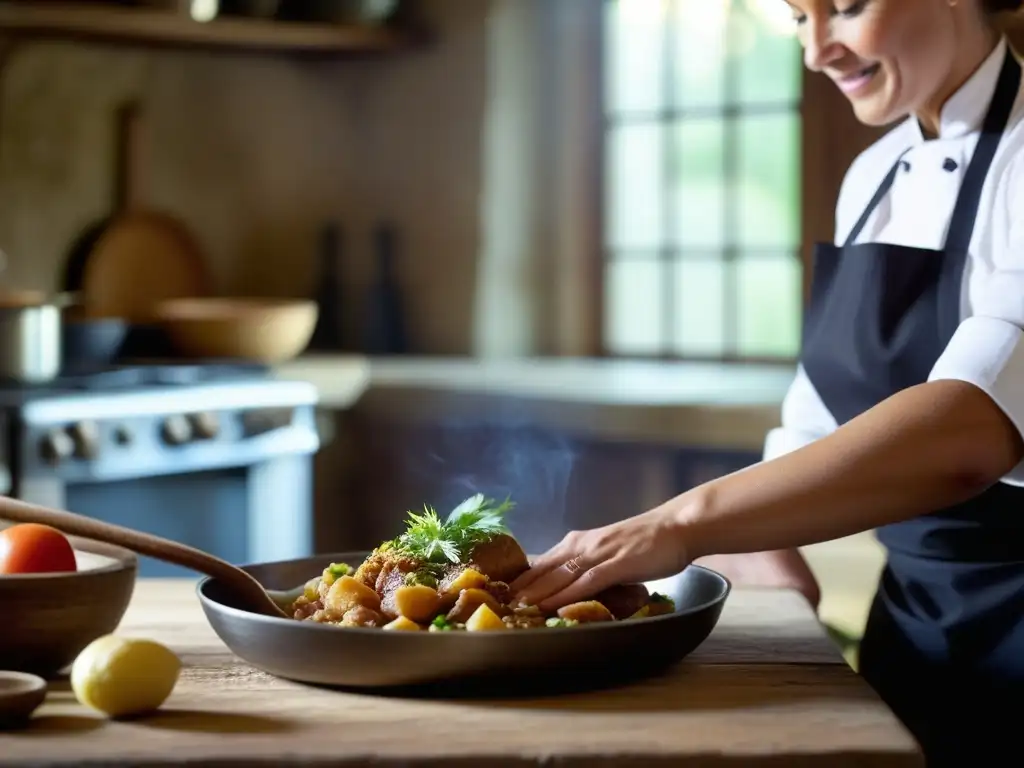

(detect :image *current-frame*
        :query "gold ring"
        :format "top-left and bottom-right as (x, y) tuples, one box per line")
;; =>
(564, 557), (583, 574)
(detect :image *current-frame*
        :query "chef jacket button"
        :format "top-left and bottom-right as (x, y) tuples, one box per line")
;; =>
(943, 157), (958, 172)
(900, 160), (911, 172)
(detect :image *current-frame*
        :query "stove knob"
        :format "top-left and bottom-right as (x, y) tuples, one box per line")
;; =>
(113, 425), (133, 446)
(68, 420), (100, 460)
(161, 415), (192, 446)
(39, 429), (74, 466)
(188, 411), (219, 440)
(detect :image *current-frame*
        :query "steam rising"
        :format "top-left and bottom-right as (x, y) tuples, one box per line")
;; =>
(415, 413), (577, 556)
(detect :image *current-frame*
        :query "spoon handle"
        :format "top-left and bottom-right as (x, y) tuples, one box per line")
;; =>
(0, 495), (239, 581)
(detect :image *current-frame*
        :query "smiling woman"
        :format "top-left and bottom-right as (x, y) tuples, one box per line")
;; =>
(791, 0), (1023, 136)
(520, 0), (1024, 764)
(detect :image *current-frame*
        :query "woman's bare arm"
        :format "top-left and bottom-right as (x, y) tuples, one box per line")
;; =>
(513, 379), (1024, 609)
(679, 379), (1024, 560)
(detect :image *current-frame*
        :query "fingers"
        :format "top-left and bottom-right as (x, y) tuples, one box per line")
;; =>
(536, 560), (622, 612)
(509, 540), (576, 592)
(509, 556), (555, 592)
(513, 555), (589, 606)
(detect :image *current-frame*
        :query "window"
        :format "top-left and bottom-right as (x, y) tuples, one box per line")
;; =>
(602, 0), (804, 360)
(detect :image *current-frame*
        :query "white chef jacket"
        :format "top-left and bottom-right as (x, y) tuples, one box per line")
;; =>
(765, 37), (1024, 486)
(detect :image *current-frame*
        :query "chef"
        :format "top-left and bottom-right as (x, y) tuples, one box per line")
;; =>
(512, 0), (1024, 763)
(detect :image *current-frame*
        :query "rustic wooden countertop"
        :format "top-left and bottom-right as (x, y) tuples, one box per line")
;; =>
(273, 355), (795, 450)
(0, 579), (922, 766)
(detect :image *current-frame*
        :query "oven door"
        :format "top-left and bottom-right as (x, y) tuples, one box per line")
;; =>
(17, 455), (314, 578)
(12, 396), (319, 578)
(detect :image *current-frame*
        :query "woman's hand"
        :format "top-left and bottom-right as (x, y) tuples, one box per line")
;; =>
(509, 504), (691, 611)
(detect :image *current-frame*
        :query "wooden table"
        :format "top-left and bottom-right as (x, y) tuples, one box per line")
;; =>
(0, 579), (923, 766)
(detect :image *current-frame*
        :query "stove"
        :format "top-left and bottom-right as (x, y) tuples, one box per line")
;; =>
(0, 362), (321, 577)
(0, 361), (270, 394)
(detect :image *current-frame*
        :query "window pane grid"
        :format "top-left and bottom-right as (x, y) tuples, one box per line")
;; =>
(608, 249), (800, 259)
(608, 102), (798, 126)
(602, 0), (803, 360)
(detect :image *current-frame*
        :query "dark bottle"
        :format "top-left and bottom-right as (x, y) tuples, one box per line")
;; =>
(309, 222), (345, 351)
(364, 222), (408, 355)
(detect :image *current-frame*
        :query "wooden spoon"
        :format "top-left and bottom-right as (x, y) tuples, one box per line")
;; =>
(0, 496), (297, 619)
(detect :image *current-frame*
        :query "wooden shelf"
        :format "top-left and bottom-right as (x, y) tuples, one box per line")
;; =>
(0, 3), (420, 56)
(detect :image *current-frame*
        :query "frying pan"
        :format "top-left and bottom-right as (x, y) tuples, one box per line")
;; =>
(0, 495), (731, 698)
(197, 550), (731, 696)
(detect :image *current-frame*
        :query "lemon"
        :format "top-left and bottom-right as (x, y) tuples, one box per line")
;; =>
(71, 635), (181, 718)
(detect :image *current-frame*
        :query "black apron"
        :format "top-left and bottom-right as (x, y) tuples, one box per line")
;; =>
(801, 48), (1024, 766)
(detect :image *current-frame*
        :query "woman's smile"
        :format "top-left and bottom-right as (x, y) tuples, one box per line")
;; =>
(831, 62), (883, 95)
(786, 0), (998, 134)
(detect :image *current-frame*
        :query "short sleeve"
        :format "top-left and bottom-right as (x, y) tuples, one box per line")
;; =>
(927, 154), (1024, 485)
(763, 365), (838, 461)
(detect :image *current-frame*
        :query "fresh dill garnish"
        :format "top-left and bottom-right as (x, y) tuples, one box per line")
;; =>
(388, 493), (515, 564)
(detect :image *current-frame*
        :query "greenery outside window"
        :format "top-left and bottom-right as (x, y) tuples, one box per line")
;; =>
(602, 0), (804, 360)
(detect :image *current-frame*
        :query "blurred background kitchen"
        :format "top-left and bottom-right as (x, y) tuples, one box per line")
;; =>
(4, 0), (1019, 656)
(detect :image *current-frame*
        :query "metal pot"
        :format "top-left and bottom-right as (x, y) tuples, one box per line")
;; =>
(0, 249), (64, 383)
(0, 296), (61, 384)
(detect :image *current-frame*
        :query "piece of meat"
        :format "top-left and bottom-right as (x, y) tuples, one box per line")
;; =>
(340, 605), (385, 627)
(437, 563), (470, 593)
(353, 551), (387, 589)
(292, 597), (323, 621)
(503, 604), (546, 629)
(484, 580), (512, 606)
(468, 533), (530, 583)
(446, 588), (505, 623)
(376, 561), (420, 619)
(595, 584), (650, 619)
(353, 547), (420, 590)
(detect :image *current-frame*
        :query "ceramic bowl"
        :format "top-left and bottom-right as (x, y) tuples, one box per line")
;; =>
(0, 536), (137, 677)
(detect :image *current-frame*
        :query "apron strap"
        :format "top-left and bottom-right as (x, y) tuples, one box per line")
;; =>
(842, 149), (911, 247)
(842, 46), (1021, 251)
(946, 50), (1022, 253)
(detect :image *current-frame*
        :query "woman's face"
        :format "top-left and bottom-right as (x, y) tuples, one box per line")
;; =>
(787, 0), (978, 128)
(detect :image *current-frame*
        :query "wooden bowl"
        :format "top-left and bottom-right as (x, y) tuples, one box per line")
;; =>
(0, 537), (137, 678)
(0, 672), (47, 727)
(153, 298), (318, 364)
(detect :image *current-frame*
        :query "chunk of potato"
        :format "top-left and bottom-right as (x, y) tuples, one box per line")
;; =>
(325, 574), (381, 615)
(557, 600), (615, 624)
(71, 635), (180, 718)
(442, 567), (488, 596)
(446, 588), (503, 624)
(393, 584), (442, 623)
(302, 577), (321, 602)
(465, 602), (506, 631)
(384, 615), (423, 631)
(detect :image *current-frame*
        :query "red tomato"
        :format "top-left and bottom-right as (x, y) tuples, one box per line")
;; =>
(0, 523), (77, 574)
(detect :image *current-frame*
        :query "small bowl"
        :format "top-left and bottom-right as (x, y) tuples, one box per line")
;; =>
(0, 536), (137, 678)
(0, 672), (47, 728)
(61, 316), (129, 371)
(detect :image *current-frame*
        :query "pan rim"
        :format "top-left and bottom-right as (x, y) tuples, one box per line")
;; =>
(196, 550), (732, 637)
